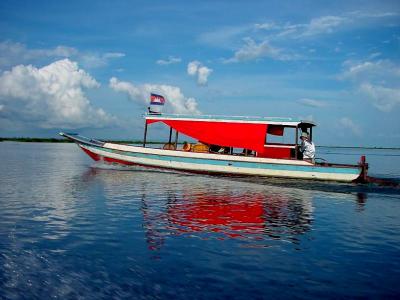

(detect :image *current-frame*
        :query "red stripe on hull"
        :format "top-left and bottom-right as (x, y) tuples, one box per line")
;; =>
(80, 146), (136, 166)
(81, 146), (101, 161)
(79, 144), (223, 174)
(78, 145), (365, 182)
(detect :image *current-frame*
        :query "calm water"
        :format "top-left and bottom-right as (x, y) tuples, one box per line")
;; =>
(1, 142), (400, 299)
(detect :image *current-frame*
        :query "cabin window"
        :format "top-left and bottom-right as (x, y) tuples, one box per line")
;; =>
(265, 126), (296, 145)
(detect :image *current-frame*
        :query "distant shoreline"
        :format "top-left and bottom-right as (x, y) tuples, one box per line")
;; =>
(1, 137), (399, 150)
(0, 137), (162, 144)
(317, 145), (400, 150)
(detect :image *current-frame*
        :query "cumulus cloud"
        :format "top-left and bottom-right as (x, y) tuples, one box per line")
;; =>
(0, 59), (115, 128)
(297, 98), (328, 108)
(156, 56), (182, 65)
(187, 61), (212, 86)
(224, 38), (295, 63)
(341, 59), (400, 112)
(109, 77), (200, 114)
(187, 61), (200, 76)
(339, 117), (361, 136)
(0, 41), (125, 69)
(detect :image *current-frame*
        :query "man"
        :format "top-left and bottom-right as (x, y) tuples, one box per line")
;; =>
(300, 132), (315, 162)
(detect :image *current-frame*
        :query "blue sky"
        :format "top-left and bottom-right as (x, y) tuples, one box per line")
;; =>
(0, 0), (399, 146)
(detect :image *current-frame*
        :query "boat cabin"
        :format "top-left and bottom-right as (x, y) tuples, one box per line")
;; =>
(143, 113), (315, 160)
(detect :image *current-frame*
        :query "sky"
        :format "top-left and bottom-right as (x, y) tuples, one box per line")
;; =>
(0, 0), (399, 147)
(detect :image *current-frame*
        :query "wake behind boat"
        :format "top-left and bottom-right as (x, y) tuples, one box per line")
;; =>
(60, 111), (368, 183)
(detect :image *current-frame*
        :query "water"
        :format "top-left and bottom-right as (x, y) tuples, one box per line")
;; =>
(0, 142), (399, 299)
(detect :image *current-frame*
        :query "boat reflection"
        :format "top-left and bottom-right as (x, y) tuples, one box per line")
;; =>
(78, 166), (370, 251)
(141, 189), (314, 251)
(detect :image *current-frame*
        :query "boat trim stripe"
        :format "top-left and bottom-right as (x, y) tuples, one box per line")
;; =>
(84, 144), (360, 175)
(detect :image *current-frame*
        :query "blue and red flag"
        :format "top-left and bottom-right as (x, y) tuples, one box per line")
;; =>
(150, 93), (165, 105)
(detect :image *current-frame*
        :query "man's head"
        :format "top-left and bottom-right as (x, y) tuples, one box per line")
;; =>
(300, 132), (309, 140)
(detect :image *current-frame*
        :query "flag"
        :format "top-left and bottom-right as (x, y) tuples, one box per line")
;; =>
(150, 93), (165, 105)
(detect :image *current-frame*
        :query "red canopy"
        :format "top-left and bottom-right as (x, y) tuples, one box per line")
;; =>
(147, 119), (268, 152)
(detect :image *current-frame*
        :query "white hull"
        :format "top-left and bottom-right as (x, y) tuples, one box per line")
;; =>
(77, 141), (362, 182)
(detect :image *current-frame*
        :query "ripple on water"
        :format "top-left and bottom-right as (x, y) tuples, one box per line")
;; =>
(1, 143), (400, 299)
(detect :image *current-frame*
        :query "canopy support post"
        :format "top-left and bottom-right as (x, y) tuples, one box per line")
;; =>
(174, 130), (179, 150)
(295, 126), (298, 159)
(168, 127), (173, 144)
(143, 121), (148, 148)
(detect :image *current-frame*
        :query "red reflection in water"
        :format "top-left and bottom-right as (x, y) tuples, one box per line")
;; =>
(167, 194), (266, 238)
(140, 189), (314, 251)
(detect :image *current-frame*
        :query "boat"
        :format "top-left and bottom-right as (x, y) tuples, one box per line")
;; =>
(59, 111), (369, 183)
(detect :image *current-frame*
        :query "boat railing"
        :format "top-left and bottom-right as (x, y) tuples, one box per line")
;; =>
(144, 112), (294, 122)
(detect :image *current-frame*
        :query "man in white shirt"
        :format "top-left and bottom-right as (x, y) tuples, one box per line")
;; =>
(300, 132), (315, 163)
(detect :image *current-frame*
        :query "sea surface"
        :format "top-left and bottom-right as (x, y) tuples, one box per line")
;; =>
(0, 142), (399, 299)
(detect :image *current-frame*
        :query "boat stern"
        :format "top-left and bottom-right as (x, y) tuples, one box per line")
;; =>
(353, 155), (369, 183)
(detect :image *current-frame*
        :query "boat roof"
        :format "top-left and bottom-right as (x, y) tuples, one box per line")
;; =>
(144, 113), (316, 127)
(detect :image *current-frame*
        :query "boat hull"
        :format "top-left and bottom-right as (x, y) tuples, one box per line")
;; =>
(76, 141), (362, 183)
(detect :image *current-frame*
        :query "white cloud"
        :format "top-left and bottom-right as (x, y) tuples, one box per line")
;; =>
(297, 11), (398, 38)
(51, 46), (78, 57)
(341, 59), (400, 83)
(297, 98), (328, 108)
(339, 117), (362, 136)
(198, 11), (397, 66)
(368, 52), (381, 59)
(254, 11), (398, 41)
(79, 52), (125, 68)
(187, 61), (212, 86)
(198, 10), (399, 67)
(187, 61), (200, 76)
(109, 77), (200, 114)
(198, 25), (252, 49)
(252, 17), (348, 40)
(0, 59), (115, 128)
(0, 41), (77, 68)
(103, 52), (125, 59)
(156, 56), (182, 65)
(258, 16), (348, 39)
(0, 41), (125, 69)
(301, 16), (347, 37)
(197, 66), (212, 86)
(347, 11), (400, 19)
(341, 59), (400, 111)
(254, 22), (278, 30)
(359, 83), (400, 112)
(224, 38), (295, 63)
